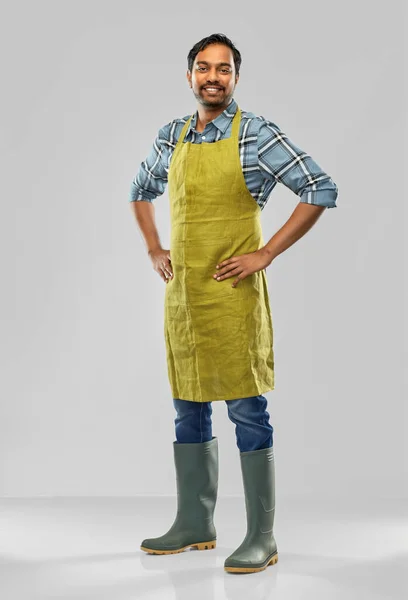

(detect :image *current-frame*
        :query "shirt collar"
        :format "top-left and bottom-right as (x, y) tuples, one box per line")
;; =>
(187, 97), (238, 136)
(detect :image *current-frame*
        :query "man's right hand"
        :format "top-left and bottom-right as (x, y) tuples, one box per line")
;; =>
(148, 248), (174, 283)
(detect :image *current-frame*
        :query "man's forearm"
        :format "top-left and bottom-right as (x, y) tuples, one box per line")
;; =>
(263, 202), (326, 262)
(130, 200), (163, 254)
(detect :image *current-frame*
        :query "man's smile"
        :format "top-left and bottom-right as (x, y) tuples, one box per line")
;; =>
(202, 86), (223, 94)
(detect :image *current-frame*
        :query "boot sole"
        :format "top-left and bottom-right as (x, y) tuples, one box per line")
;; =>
(224, 551), (278, 573)
(140, 540), (216, 555)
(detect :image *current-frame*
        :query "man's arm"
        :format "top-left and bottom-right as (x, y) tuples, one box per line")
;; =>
(256, 117), (338, 260)
(262, 202), (326, 263)
(214, 202), (327, 286)
(257, 117), (338, 209)
(130, 200), (173, 283)
(130, 200), (163, 255)
(128, 122), (171, 254)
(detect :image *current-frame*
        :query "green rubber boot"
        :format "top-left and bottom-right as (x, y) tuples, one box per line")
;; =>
(140, 436), (218, 555)
(224, 446), (278, 573)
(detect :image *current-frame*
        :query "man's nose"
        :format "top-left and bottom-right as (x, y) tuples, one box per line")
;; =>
(206, 69), (219, 81)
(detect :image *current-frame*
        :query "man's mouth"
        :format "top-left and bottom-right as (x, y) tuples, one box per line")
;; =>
(202, 87), (223, 93)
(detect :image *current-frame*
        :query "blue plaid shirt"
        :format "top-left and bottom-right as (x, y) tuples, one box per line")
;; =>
(129, 97), (338, 210)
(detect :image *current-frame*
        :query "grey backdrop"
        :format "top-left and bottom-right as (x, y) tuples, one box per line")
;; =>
(1, 0), (406, 501)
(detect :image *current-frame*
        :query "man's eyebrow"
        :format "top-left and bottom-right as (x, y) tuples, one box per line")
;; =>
(196, 61), (233, 67)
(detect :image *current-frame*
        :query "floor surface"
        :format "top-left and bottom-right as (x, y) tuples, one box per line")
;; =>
(0, 496), (406, 599)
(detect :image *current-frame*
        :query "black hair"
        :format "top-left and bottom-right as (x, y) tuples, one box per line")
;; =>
(187, 33), (242, 75)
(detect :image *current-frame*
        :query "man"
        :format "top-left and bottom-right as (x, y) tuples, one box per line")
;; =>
(129, 33), (338, 574)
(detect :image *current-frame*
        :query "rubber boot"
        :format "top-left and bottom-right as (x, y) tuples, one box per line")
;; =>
(140, 436), (218, 554)
(224, 445), (278, 573)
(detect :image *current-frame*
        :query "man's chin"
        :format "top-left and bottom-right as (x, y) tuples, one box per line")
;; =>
(201, 99), (223, 107)
(197, 93), (227, 107)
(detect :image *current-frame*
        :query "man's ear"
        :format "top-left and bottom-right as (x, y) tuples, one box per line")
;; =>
(186, 70), (192, 87)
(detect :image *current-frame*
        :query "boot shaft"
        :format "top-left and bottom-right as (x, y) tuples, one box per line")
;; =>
(240, 446), (276, 536)
(173, 436), (219, 518)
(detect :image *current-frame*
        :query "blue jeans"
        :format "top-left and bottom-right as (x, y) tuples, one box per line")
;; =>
(173, 395), (273, 452)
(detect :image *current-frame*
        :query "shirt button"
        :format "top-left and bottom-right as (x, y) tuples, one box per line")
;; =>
(202, 135), (206, 139)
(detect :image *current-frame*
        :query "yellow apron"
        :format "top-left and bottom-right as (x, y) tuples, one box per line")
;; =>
(164, 106), (274, 402)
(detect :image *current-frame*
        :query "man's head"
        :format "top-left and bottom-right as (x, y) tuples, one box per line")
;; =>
(187, 34), (241, 109)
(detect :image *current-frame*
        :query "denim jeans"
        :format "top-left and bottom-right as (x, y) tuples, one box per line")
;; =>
(173, 395), (273, 452)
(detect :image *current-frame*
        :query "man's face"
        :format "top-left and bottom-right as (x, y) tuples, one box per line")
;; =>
(187, 43), (239, 108)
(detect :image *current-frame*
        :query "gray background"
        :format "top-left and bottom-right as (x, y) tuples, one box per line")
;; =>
(1, 0), (406, 502)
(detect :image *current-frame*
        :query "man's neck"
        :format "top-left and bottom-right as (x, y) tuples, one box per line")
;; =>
(194, 100), (231, 132)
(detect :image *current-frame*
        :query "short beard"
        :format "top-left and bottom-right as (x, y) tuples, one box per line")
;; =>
(192, 87), (233, 108)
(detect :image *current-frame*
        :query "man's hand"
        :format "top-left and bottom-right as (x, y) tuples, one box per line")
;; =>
(213, 248), (272, 288)
(148, 248), (174, 283)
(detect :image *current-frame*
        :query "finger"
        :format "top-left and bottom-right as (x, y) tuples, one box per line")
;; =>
(216, 256), (238, 269)
(215, 260), (240, 276)
(214, 265), (238, 279)
(161, 263), (173, 278)
(214, 266), (242, 281)
(159, 268), (170, 283)
(232, 273), (245, 287)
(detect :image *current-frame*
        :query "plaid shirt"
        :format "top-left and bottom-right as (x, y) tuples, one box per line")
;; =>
(129, 97), (338, 210)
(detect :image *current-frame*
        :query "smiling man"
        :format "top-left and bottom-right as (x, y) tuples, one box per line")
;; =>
(129, 33), (338, 574)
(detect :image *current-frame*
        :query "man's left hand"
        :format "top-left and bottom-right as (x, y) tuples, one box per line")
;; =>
(213, 248), (272, 288)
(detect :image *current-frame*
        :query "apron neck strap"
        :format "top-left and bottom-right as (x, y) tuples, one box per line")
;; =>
(231, 106), (241, 140)
(177, 116), (192, 147)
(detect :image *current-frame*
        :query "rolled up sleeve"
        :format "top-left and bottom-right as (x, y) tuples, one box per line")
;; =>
(128, 125), (170, 203)
(257, 119), (338, 209)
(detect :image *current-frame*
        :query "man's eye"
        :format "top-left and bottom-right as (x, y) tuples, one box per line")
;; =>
(196, 67), (231, 73)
